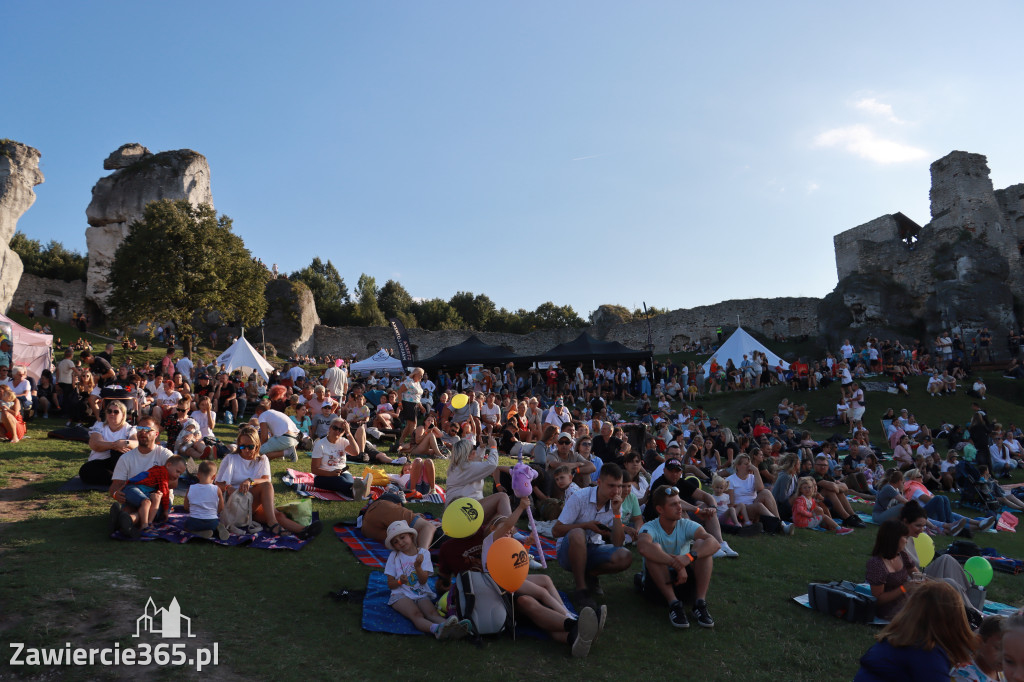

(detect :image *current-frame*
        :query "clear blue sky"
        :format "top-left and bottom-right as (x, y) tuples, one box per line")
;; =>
(5, 2), (1024, 319)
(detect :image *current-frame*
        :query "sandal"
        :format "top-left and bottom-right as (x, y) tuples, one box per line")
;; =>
(296, 520), (323, 541)
(267, 523), (284, 535)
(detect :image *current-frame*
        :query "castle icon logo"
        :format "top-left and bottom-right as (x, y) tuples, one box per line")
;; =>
(133, 597), (195, 639)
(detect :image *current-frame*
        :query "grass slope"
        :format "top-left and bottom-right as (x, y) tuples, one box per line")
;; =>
(2, 377), (1024, 680)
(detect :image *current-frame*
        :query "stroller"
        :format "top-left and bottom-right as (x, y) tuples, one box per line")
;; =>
(954, 460), (1001, 514)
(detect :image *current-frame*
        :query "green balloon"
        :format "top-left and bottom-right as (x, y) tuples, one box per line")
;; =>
(964, 556), (994, 588)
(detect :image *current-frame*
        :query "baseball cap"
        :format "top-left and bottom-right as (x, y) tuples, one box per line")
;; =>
(557, 433), (573, 443)
(665, 459), (683, 471)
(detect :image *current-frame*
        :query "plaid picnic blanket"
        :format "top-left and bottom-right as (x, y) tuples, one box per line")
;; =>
(334, 522), (558, 568)
(110, 507), (318, 551)
(286, 469), (446, 504)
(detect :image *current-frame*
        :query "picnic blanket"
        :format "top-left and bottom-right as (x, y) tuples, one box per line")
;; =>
(361, 570), (575, 638)
(793, 583), (1018, 625)
(286, 469), (446, 504)
(334, 523), (558, 568)
(854, 511), (999, 533)
(110, 507), (319, 550)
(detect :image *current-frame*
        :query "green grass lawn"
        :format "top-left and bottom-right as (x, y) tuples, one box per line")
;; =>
(3, 377), (1024, 680)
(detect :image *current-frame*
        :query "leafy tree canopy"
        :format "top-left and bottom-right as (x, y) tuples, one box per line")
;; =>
(9, 231), (88, 281)
(289, 257), (349, 326)
(107, 199), (269, 355)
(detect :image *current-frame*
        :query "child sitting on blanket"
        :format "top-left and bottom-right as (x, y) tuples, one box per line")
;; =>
(792, 477), (853, 535)
(711, 476), (742, 527)
(384, 520), (470, 640)
(480, 497), (603, 657)
(183, 460), (228, 539)
(123, 455), (187, 534)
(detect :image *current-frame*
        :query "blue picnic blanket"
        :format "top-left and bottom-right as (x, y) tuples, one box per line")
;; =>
(111, 507), (319, 551)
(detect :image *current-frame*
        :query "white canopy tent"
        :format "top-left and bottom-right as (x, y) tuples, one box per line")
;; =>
(349, 349), (405, 378)
(215, 335), (275, 381)
(700, 327), (789, 377)
(0, 312), (53, 382)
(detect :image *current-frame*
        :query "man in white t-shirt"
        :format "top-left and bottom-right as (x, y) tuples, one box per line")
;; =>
(545, 399), (572, 428)
(175, 353), (194, 382)
(256, 402), (300, 461)
(282, 361), (306, 386)
(108, 417), (173, 535)
(479, 393), (501, 427)
(840, 340), (854, 361)
(322, 362), (348, 400)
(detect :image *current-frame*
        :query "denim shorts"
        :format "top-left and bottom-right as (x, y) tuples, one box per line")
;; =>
(556, 537), (621, 572)
(123, 485), (153, 508)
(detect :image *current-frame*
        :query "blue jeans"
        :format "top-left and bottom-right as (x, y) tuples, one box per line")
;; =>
(923, 495), (967, 524)
(313, 472), (354, 496)
(184, 517), (219, 532)
(556, 536), (621, 572)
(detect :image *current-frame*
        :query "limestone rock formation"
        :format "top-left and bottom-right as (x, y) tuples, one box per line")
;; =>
(263, 279), (320, 356)
(86, 146), (213, 313)
(0, 140), (44, 313)
(103, 143), (152, 170)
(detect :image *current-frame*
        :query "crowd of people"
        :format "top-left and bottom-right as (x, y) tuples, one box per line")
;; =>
(7, 327), (1024, 669)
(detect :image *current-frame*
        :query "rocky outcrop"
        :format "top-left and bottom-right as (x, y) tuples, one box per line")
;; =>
(262, 279), (320, 356)
(824, 151), (1023, 355)
(85, 146), (213, 313)
(0, 140), (44, 313)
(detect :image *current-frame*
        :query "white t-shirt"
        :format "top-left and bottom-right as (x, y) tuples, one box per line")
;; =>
(88, 422), (138, 461)
(186, 483), (220, 520)
(216, 453), (271, 487)
(322, 366), (347, 396)
(258, 409), (298, 437)
(10, 379), (31, 402)
(57, 358), (76, 384)
(480, 403), (501, 424)
(156, 387), (182, 408)
(111, 445), (172, 481)
(384, 548), (434, 602)
(726, 472), (757, 505)
(841, 344), (853, 360)
(190, 410), (216, 439)
(175, 357), (194, 379)
(311, 436), (349, 472)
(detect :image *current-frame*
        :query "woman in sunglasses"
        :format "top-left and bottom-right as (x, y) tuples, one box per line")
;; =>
(79, 400), (139, 486)
(216, 424), (322, 539)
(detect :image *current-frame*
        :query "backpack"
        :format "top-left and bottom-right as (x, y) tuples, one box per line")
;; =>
(807, 580), (877, 623)
(449, 571), (512, 635)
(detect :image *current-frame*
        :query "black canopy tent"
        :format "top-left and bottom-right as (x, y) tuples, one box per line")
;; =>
(533, 332), (651, 363)
(417, 335), (526, 369)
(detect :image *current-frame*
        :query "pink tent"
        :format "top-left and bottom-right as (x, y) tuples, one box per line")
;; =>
(0, 312), (52, 382)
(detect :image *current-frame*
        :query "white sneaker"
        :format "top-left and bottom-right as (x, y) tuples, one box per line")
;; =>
(978, 516), (997, 532)
(713, 548), (728, 558)
(391, 456), (408, 465)
(720, 542), (739, 557)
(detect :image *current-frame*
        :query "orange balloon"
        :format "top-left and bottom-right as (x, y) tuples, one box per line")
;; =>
(489, 537), (530, 592)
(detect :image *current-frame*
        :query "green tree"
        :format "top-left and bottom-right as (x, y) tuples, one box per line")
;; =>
(410, 298), (465, 330)
(289, 257), (349, 326)
(353, 274), (386, 326)
(378, 279), (414, 320)
(532, 302), (585, 329)
(631, 305), (670, 319)
(449, 291), (496, 330)
(9, 231), (89, 281)
(107, 199), (269, 356)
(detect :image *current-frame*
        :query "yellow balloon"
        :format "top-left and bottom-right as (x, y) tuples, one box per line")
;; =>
(436, 591), (449, 617)
(451, 393), (469, 410)
(914, 532), (935, 568)
(442, 498), (484, 538)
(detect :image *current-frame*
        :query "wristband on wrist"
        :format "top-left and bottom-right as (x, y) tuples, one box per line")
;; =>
(613, 514), (621, 520)
(899, 585), (907, 594)
(685, 552), (695, 563)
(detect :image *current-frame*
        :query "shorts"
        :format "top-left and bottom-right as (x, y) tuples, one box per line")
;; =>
(123, 485), (156, 508)
(805, 515), (823, 529)
(400, 402), (421, 425)
(362, 499), (418, 543)
(642, 565), (696, 604)
(556, 538), (621, 572)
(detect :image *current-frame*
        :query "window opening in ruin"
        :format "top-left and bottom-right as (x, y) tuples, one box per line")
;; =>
(893, 212), (922, 249)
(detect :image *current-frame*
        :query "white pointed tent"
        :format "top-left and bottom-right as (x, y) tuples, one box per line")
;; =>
(700, 327), (789, 377)
(349, 349), (405, 378)
(215, 336), (275, 381)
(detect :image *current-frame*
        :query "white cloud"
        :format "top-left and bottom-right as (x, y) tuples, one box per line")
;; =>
(855, 97), (902, 123)
(813, 125), (928, 164)
(806, 181), (820, 194)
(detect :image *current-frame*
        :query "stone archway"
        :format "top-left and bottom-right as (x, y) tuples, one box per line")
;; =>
(43, 300), (60, 319)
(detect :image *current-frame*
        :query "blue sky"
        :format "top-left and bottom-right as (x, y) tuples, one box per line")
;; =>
(4, 2), (1024, 319)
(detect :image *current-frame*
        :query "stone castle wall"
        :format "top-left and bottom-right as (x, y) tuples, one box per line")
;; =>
(8, 273), (88, 325)
(312, 296), (820, 360)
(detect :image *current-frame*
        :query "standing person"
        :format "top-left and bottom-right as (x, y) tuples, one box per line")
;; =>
(848, 381), (866, 425)
(56, 348), (77, 417)
(552, 464), (634, 609)
(396, 368), (426, 449)
(322, 360), (348, 402)
(80, 349), (115, 387)
(175, 351), (194, 384)
(636, 484), (720, 628)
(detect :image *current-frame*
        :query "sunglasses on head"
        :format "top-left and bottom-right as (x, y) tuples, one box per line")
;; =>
(660, 486), (680, 495)
(238, 443), (256, 451)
